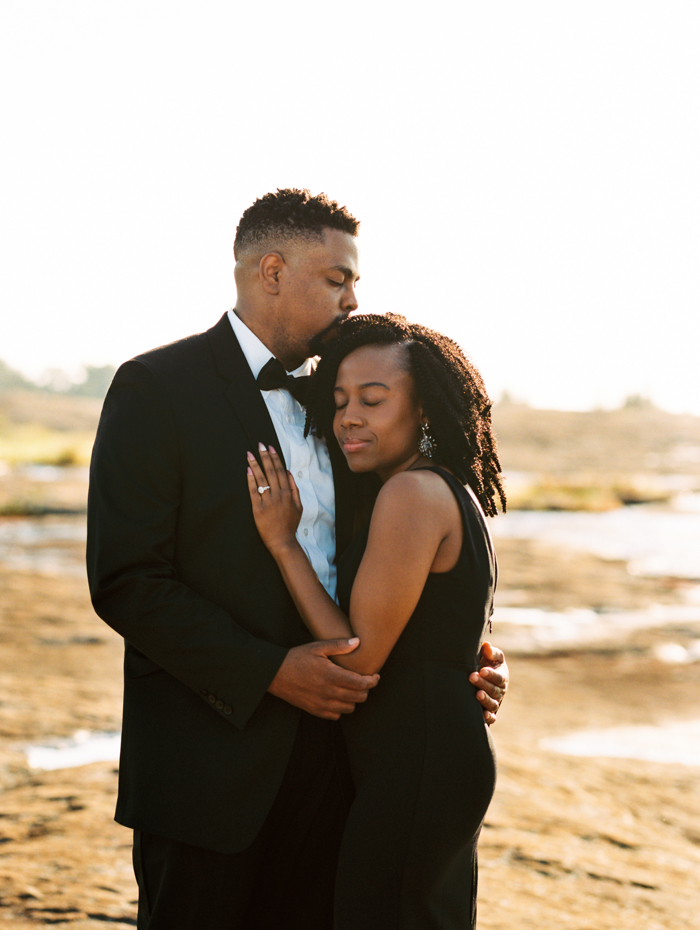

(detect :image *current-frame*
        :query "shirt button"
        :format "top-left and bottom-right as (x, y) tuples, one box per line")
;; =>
(303, 528), (309, 537)
(297, 471), (303, 478)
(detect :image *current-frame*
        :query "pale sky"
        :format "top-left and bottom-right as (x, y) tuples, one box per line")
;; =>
(1, 1), (698, 413)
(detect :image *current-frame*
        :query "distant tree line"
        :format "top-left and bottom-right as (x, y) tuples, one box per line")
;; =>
(0, 359), (658, 410)
(0, 359), (116, 399)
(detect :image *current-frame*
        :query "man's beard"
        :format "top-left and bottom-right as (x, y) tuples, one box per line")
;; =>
(308, 317), (347, 358)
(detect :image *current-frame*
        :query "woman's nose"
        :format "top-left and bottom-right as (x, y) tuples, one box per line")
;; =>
(340, 403), (363, 427)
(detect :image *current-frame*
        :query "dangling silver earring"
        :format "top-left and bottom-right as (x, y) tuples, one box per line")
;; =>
(419, 422), (437, 458)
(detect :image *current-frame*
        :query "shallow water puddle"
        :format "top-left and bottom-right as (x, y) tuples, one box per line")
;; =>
(491, 603), (700, 651)
(0, 515), (86, 575)
(540, 719), (700, 767)
(26, 730), (121, 770)
(28, 722), (700, 771)
(491, 495), (700, 579)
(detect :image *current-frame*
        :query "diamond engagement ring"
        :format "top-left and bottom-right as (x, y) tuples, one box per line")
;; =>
(257, 485), (271, 495)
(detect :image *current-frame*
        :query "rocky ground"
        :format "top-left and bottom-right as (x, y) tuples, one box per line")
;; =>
(1, 399), (699, 928)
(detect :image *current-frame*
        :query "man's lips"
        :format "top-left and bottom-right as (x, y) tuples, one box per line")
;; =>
(341, 438), (370, 454)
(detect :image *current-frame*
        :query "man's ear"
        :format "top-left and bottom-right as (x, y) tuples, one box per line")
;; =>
(259, 251), (285, 295)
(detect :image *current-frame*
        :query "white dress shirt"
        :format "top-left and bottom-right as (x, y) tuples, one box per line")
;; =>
(227, 309), (337, 599)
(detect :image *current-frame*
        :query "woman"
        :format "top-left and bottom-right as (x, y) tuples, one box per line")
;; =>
(246, 313), (506, 929)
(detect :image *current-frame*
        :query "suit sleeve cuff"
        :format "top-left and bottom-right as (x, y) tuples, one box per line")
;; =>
(213, 639), (290, 730)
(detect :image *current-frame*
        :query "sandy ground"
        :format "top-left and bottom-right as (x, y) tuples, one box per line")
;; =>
(1, 398), (700, 928)
(0, 526), (699, 929)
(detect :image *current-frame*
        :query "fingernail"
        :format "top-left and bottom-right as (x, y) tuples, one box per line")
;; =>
(247, 467), (252, 476)
(269, 445), (276, 454)
(246, 451), (254, 460)
(258, 442), (267, 451)
(348, 637), (360, 645)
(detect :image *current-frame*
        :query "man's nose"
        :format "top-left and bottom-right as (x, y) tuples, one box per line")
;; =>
(342, 283), (359, 313)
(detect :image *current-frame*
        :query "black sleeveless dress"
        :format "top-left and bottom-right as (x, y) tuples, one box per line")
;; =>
(334, 466), (498, 930)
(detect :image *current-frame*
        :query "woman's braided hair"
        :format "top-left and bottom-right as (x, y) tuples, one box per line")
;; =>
(305, 313), (506, 517)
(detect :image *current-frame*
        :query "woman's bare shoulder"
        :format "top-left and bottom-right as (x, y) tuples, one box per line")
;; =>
(372, 468), (459, 525)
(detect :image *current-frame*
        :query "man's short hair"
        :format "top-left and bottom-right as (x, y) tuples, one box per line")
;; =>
(234, 188), (360, 259)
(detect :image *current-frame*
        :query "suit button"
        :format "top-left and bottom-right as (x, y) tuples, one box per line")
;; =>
(208, 695), (216, 704)
(216, 700), (224, 709)
(224, 705), (232, 715)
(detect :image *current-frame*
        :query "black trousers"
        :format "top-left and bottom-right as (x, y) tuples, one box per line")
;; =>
(133, 715), (352, 930)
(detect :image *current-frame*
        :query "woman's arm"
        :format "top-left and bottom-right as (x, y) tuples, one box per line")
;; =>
(247, 446), (452, 675)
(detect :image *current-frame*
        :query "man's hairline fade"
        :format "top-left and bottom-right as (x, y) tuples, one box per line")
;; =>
(234, 227), (326, 264)
(234, 188), (360, 261)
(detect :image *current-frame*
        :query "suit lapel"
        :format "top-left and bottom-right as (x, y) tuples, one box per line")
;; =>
(206, 314), (287, 469)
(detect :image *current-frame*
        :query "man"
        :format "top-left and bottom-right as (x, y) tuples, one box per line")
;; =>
(87, 189), (507, 929)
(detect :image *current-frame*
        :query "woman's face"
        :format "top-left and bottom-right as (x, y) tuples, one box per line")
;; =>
(332, 343), (426, 482)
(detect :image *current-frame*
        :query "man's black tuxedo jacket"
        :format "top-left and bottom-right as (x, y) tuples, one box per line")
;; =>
(87, 314), (361, 854)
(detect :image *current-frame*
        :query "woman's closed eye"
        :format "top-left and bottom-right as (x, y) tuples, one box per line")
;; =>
(335, 397), (381, 411)
(335, 394), (384, 410)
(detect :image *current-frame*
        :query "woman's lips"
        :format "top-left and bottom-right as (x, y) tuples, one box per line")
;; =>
(341, 438), (370, 454)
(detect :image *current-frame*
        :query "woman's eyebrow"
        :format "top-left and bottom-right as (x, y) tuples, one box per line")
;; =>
(334, 381), (389, 391)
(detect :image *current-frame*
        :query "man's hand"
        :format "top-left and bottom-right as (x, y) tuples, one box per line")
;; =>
(268, 638), (380, 720)
(470, 641), (509, 726)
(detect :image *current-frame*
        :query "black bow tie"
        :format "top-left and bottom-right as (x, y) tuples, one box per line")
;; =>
(257, 358), (311, 406)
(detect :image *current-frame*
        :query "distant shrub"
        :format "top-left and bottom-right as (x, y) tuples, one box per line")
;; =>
(623, 394), (655, 409)
(67, 365), (116, 398)
(507, 476), (673, 512)
(0, 359), (116, 398)
(0, 359), (35, 391)
(0, 497), (48, 516)
(0, 423), (93, 466)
